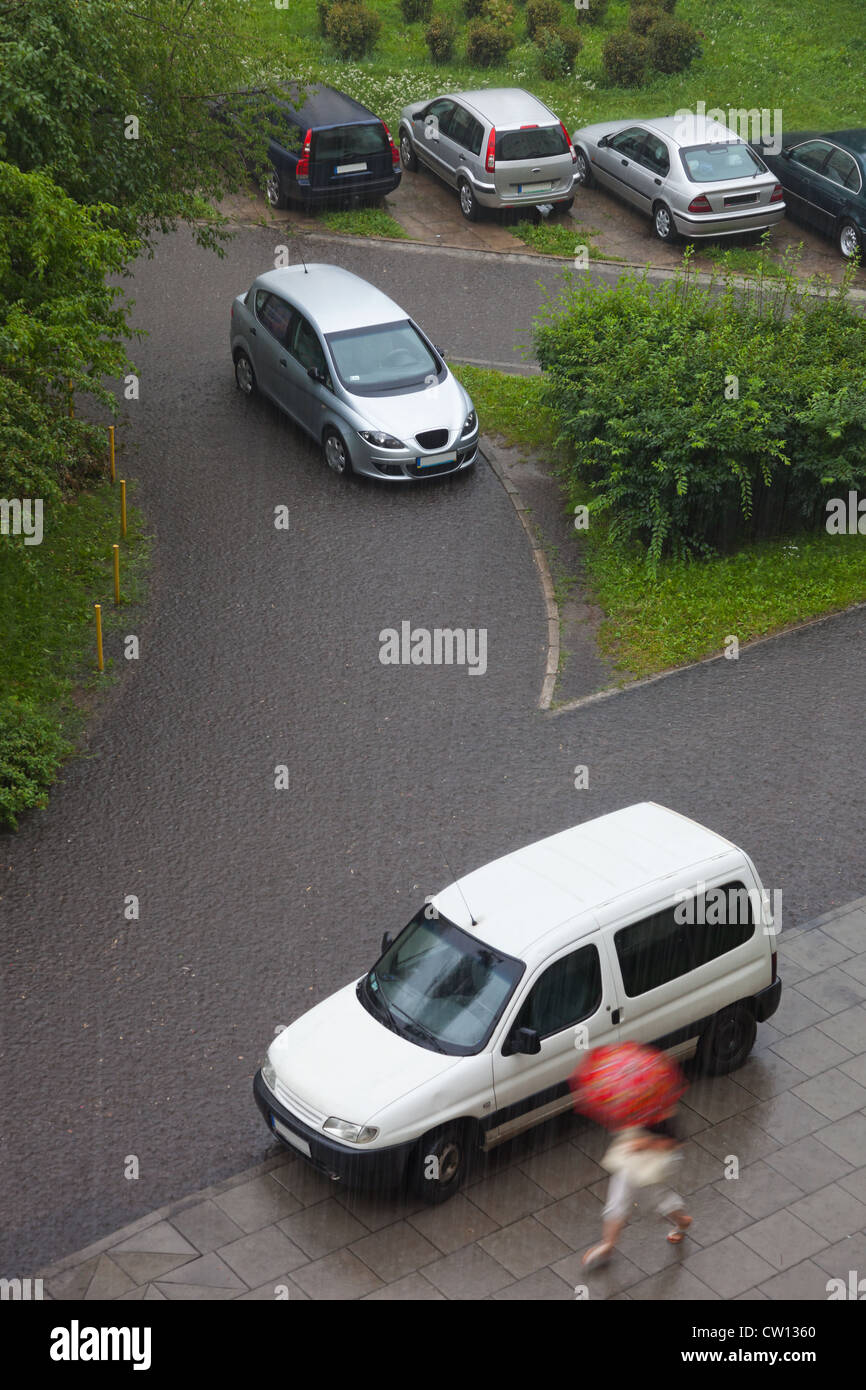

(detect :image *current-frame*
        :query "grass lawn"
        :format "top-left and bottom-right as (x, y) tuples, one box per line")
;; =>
(453, 364), (866, 681)
(315, 206), (409, 237)
(249, 0), (866, 140)
(0, 483), (148, 828)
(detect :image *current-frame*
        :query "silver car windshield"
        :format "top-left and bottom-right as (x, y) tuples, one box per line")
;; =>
(680, 141), (766, 182)
(366, 909), (524, 1054)
(326, 320), (441, 395)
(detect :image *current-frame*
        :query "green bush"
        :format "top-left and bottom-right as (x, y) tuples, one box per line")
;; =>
(535, 24), (583, 75)
(0, 698), (72, 830)
(463, 0), (485, 16)
(425, 12), (457, 60)
(534, 263), (866, 564)
(466, 18), (515, 64)
(324, 2), (382, 57)
(575, 0), (610, 22)
(647, 16), (701, 72)
(632, 0), (677, 11)
(482, 0), (516, 26)
(400, 0), (433, 18)
(628, 4), (663, 35)
(601, 31), (648, 85)
(316, 0), (333, 34)
(526, 0), (561, 39)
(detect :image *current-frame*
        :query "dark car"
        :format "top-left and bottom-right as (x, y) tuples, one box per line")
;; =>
(751, 129), (866, 260)
(217, 81), (401, 211)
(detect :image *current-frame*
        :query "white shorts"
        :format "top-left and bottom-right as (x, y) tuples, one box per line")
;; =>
(603, 1153), (685, 1223)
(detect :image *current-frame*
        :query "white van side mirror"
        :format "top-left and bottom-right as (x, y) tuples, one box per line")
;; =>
(504, 1025), (541, 1057)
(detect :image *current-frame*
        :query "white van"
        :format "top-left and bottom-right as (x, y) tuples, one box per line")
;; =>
(254, 803), (781, 1203)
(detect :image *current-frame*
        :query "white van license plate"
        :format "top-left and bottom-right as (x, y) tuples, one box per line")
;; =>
(336, 162), (367, 174)
(416, 451), (456, 467)
(272, 1116), (311, 1156)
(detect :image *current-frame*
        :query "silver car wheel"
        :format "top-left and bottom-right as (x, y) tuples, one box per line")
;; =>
(839, 221), (861, 259)
(266, 168), (281, 207)
(575, 150), (591, 186)
(235, 352), (255, 395)
(400, 133), (417, 171)
(324, 430), (349, 476)
(459, 180), (478, 221)
(654, 203), (675, 241)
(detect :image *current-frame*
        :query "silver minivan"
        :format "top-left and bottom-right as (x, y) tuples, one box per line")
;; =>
(399, 88), (576, 221)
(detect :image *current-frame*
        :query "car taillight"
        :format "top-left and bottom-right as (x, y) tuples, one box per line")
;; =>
(296, 129), (312, 181)
(560, 119), (577, 165)
(382, 121), (400, 168)
(770, 182), (784, 202)
(485, 127), (496, 173)
(688, 194), (712, 213)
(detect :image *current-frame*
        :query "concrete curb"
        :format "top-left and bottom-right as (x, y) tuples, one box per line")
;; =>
(482, 438), (559, 710)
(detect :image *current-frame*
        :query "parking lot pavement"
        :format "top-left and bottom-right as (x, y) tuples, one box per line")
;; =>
(220, 167), (863, 283)
(36, 897), (866, 1301)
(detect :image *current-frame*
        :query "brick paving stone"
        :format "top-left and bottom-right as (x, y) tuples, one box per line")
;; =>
(421, 1245), (513, 1300)
(83, 1255), (137, 1300)
(155, 1283), (238, 1301)
(278, 1199), (369, 1259)
(44, 1257), (101, 1301)
(362, 1273), (445, 1300)
(290, 1249), (385, 1300)
(478, 1215), (572, 1278)
(840, 952), (866, 986)
(813, 1111), (866, 1165)
(110, 1221), (198, 1256)
(627, 1267), (720, 1300)
(745, 1093), (828, 1144)
(791, 1068), (866, 1120)
(170, 1200), (246, 1254)
(270, 1160), (337, 1208)
(732, 1287), (769, 1299)
(491, 1268), (574, 1300)
(795, 967), (866, 1012)
(553, 1248), (646, 1298)
(349, 1220), (440, 1282)
(821, 908), (866, 951)
(118, 1284), (167, 1301)
(769, 988), (832, 1037)
(838, 1054), (866, 1087)
(763, 1134), (853, 1191)
(158, 1252), (246, 1289)
(816, 1004), (866, 1053)
(770, 1026), (854, 1076)
(838, 1165), (866, 1203)
(676, 1185), (752, 1249)
(534, 1189), (607, 1250)
(219, 1228), (308, 1286)
(407, 1194), (498, 1254)
(713, 1160), (805, 1219)
(683, 1236), (777, 1297)
(780, 930), (854, 972)
(334, 1187), (424, 1232)
(684, 1076), (757, 1123)
(789, 1182), (866, 1243)
(614, 1214), (691, 1276)
(737, 1209), (829, 1271)
(516, 1139), (605, 1198)
(811, 1230), (866, 1281)
(758, 1260), (836, 1300)
(465, 1166), (553, 1226)
(691, 1115), (781, 1166)
(110, 1252), (196, 1284)
(732, 1052), (809, 1101)
(213, 1175), (302, 1233)
(236, 1275), (309, 1301)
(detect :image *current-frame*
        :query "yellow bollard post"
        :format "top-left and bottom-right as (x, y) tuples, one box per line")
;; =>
(108, 425), (116, 483)
(120, 479), (127, 539)
(94, 604), (104, 672)
(113, 544), (120, 605)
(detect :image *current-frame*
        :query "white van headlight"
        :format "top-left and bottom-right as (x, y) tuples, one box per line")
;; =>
(261, 1061), (277, 1092)
(323, 1117), (379, 1144)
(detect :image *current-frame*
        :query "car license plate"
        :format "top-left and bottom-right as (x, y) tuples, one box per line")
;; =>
(416, 451), (456, 467)
(335, 162), (367, 174)
(272, 1116), (311, 1157)
(518, 181), (552, 194)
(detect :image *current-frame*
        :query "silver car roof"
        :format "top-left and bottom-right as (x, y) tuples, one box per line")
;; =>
(252, 264), (408, 334)
(642, 115), (747, 146)
(455, 87), (560, 130)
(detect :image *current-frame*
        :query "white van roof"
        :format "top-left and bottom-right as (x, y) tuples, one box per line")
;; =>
(431, 803), (742, 960)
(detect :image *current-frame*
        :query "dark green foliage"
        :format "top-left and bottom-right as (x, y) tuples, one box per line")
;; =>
(601, 30), (649, 85)
(629, 5), (663, 35)
(526, 0), (561, 39)
(535, 25), (583, 76)
(575, 0), (610, 22)
(466, 19), (514, 64)
(325, 2), (382, 57)
(647, 16), (702, 72)
(0, 699), (72, 830)
(400, 0), (434, 21)
(425, 12), (458, 60)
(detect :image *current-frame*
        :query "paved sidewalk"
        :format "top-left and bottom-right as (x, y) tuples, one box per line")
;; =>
(36, 899), (866, 1301)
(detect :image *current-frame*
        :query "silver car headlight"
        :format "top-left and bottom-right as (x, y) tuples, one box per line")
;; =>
(359, 430), (405, 449)
(261, 1061), (277, 1092)
(323, 1117), (380, 1144)
(461, 409), (477, 436)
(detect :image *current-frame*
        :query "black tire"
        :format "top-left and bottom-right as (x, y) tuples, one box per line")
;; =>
(234, 350), (256, 396)
(458, 179), (480, 222)
(653, 201), (679, 243)
(266, 165), (288, 210)
(556, 196), (575, 215)
(574, 149), (593, 188)
(696, 1004), (757, 1075)
(399, 130), (418, 172)
(838, 218), (862, 261)
(409, 1125), (470, 1204)
(322, 426), (353, 477)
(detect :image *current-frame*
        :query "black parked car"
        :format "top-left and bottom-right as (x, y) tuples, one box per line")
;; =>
(751, 129), (866, 261)
(216, 81), (401, 211)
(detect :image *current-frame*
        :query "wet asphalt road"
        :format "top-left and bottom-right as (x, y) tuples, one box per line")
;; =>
(1, 227), (865, 1276)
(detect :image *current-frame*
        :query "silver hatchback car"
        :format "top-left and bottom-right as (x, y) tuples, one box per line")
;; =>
(571, 114), (785, 242)
(399, 88), (576, 221)
(230, 265), (478, 481)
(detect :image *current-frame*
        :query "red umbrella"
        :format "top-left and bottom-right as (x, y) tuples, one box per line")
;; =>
(569, 1042), (686, 1130)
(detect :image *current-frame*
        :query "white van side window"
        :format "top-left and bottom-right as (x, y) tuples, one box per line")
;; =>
(514, 944), (602, 1039)
(615, 880), (756, 998)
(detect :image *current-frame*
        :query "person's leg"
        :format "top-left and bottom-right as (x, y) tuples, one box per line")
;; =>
(656, 1186), (691, 1243)
(583, 1171), (632, 1266)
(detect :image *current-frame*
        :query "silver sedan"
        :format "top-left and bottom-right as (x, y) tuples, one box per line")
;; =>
(230, 264), (478, 481)
(572, 114), (785, 242)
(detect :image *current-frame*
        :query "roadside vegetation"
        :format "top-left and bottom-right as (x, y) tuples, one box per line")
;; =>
(316, 206), (409, 237)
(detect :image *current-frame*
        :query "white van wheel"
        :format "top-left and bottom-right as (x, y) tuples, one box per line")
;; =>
(696, 1004), (756, 1075)
(410, 1126), (468, 1204)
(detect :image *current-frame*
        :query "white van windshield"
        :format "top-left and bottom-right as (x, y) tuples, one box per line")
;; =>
(364, 909), (524, 1054)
